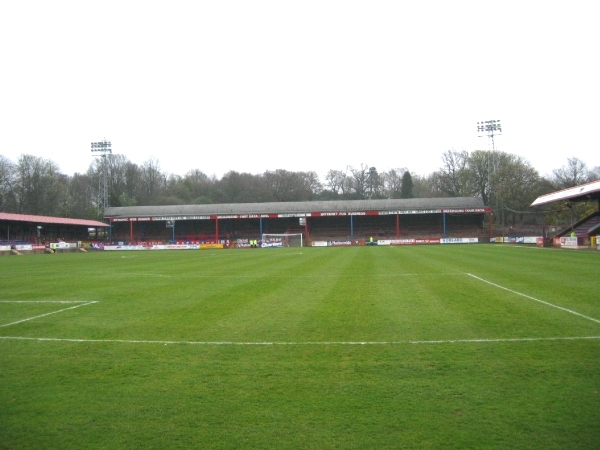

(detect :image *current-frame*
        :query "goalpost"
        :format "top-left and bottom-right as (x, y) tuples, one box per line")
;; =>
(261, 233), (304, 248)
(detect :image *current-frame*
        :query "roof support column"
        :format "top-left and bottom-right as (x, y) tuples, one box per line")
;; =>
(129, 219), (133, 244)
(215, 216), (219, 243)
(304, 218), (310, 242)
(443, 212), (447, 237)
(396, 213), (400, 238)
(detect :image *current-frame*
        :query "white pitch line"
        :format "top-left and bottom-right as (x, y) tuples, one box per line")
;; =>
(0, 335), (599, 346)
(467, 273), (600, 325)
(0, 301), (98, 328)
(0, 300), (93, 304)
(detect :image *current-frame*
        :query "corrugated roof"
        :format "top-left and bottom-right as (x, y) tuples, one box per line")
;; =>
(531, 180), (600, 207)
(104, 197), (487, 219)
(0, 212), (109, 227)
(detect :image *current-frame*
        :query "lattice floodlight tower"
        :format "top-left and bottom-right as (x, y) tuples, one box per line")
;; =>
(91, 139), (112, 214)
(477, 120), (503, 233)
(477, 119), (503, 187)
(477, 119), (502, 152)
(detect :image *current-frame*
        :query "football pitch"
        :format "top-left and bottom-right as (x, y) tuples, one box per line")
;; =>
(1, 245), (599, 449)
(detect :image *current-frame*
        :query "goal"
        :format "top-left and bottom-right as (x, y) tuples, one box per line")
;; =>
(261, 233), (304, 248)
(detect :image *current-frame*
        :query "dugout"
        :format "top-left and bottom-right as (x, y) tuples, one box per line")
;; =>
(103, 197), (492, 245)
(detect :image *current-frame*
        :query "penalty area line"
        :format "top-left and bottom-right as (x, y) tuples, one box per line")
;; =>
(0, 301), (98, 328)
(467, 273), (600, 325)
(0, 335), (599, 346)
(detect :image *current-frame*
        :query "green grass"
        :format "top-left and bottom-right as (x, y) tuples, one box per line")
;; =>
(1, 245), (599, 449)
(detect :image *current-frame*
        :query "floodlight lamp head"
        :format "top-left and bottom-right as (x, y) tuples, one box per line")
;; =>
(91, 140), (112, 154)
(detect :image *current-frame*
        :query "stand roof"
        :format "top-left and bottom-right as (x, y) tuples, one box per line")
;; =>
(530, 180), (600, 207)
(104, 197), (488, 220)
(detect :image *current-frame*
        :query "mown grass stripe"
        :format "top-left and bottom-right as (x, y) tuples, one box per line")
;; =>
(1, 335), (599, 345)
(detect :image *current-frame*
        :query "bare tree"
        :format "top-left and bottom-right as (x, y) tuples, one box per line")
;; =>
(64, 173), (96, 219)
(494, 154), (541, 227)
(325, 169), (346, 194)
(381, 168), (405, 199)
(182, 169), (216, 204)
(216, 171), (272, 203)
(551, 157), (593, 189)
(436, 149), (472, 197)
(467, 150), (495, 206)
(348, 164), (370, 198)
(263, 170), (321, 202)
(412, 173), (446, 198)
(139, 158), (166, 205)
(14, 154), (67, 216)
(0, 155), (16, 211)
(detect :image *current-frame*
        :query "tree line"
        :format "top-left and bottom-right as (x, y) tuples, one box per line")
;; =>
(1, 151), (598, 228)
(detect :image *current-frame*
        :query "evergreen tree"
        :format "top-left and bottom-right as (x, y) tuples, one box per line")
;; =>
(400, 171), (414, 198)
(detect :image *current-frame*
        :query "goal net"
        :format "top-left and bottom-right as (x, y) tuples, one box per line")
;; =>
(261, 233), (304, 248)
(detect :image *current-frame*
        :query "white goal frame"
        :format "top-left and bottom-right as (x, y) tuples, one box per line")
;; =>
(261, 233), (304, 248)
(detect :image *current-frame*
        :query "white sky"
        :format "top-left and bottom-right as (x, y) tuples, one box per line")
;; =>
(1, 1), (598, 182)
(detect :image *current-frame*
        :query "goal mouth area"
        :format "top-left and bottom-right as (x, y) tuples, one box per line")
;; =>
(261, 233), (304, 248)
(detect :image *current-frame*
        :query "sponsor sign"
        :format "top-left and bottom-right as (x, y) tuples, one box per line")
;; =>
(440, 238), (478, 244)
(277, 213), (307, 218)
(400, 209), (442, 215)
(48, 242), (74, 250)
(378, 210), (442, 215)
(200, 243), (224, 249)
(104, 245), (146, 251)
(165, 244), (198, 250)
(562, 237), (578, 247)
(0, 245), (12, 251)
(380, 239), (440, 245)
(524, 237), (540, 244)
(328, 240), (355, 246)
(236, 239), (252, 248)
(320, 212), (347, 216)
(217, 214), (271, 219)
(442, 208), (488, 213)
(390, 239), (416, 245)
(262, 242), (284, 248)
(415, 238), (441, 244)
(154, 216), (209, 221)
(311, 241), (328, 247)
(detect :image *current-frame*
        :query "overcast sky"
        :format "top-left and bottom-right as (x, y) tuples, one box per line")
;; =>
(1, 1), (598, 182)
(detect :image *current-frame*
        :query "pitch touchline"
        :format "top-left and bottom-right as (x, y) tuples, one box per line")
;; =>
(0, 300), (93, 303)
(1, 336), (599, 346)
(467, 273), (600, 324)
(0, 301), (98, 328)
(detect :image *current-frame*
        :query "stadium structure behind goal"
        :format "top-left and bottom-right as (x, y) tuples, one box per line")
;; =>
(261, 233), (304, 248)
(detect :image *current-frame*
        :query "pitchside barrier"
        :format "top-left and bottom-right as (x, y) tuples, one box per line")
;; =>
(7, 235), (600, 253)
(310, 236), (550, 247)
